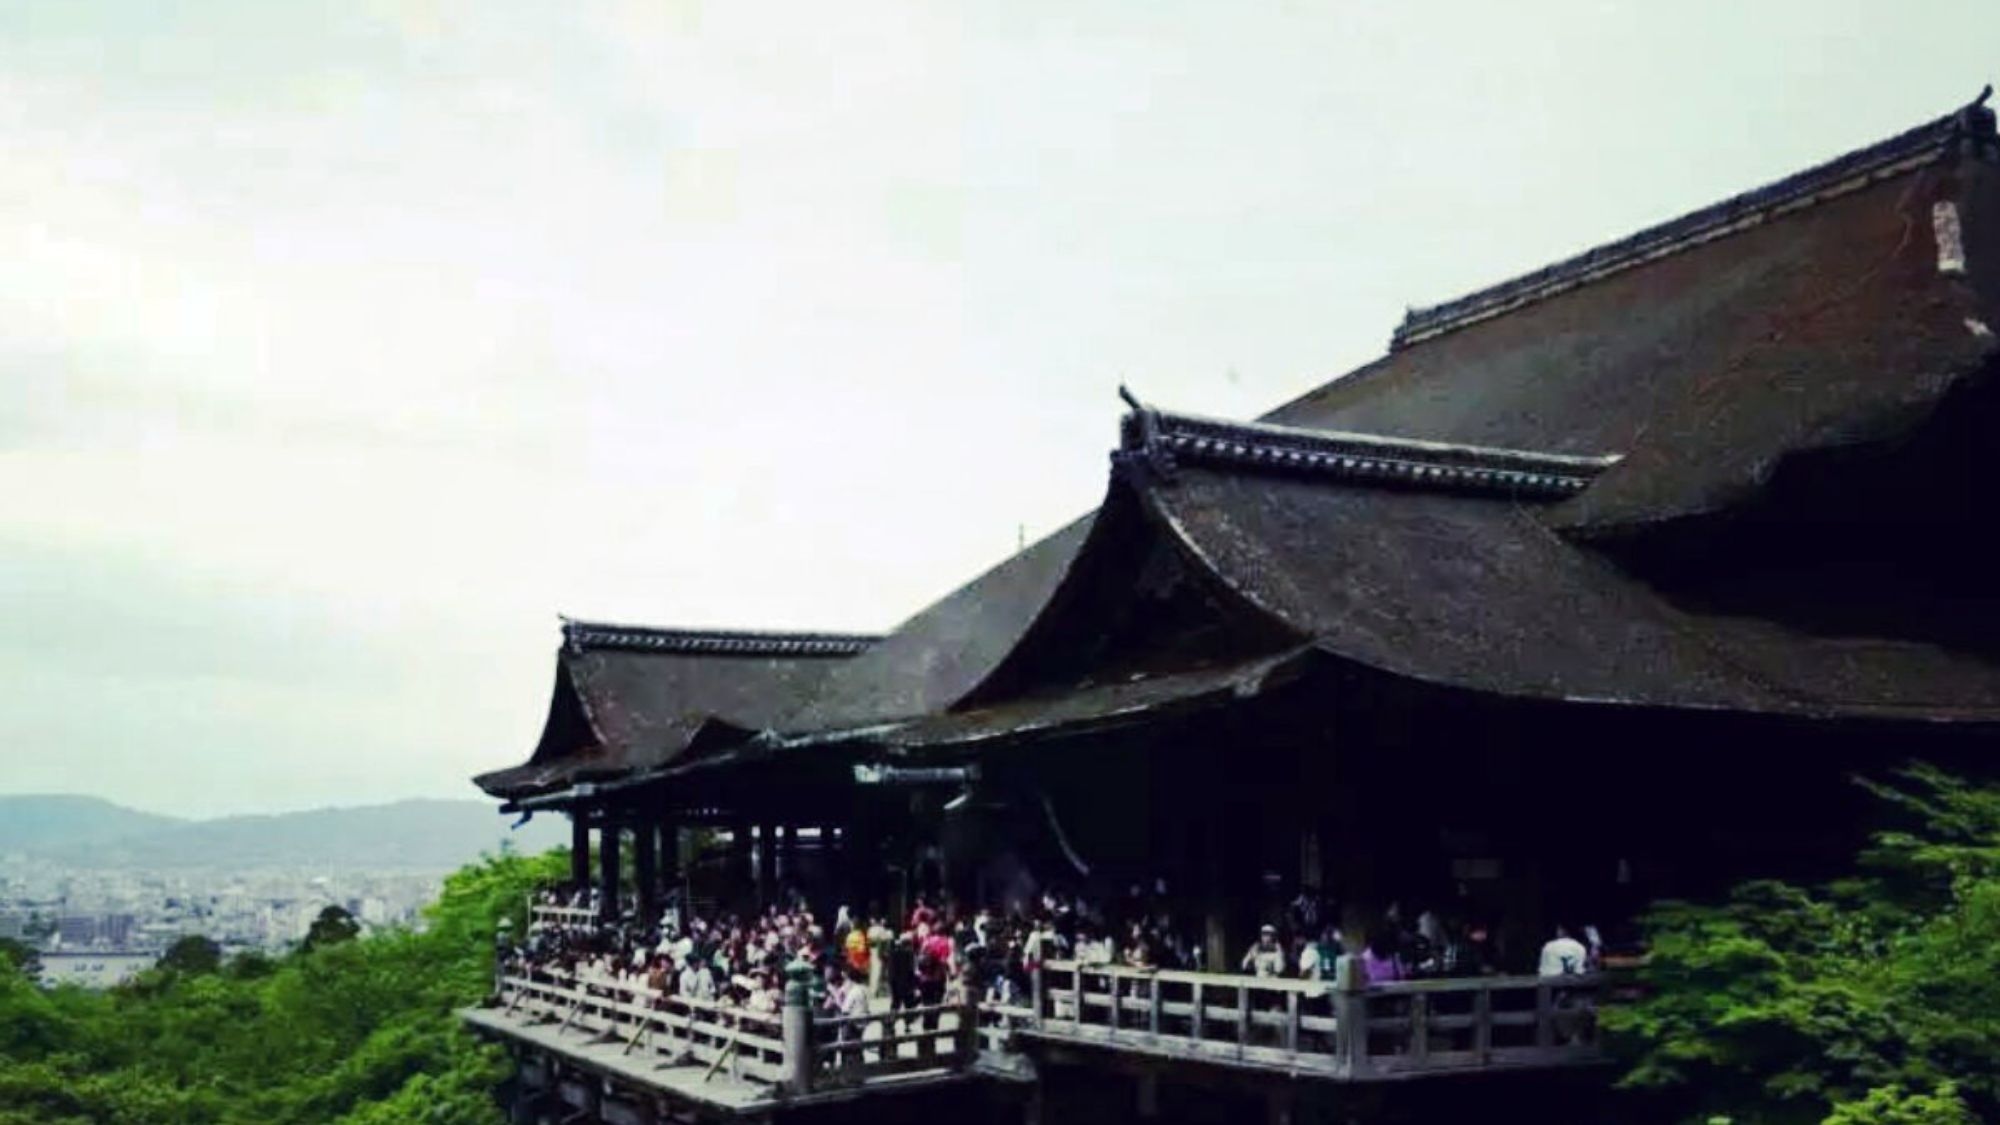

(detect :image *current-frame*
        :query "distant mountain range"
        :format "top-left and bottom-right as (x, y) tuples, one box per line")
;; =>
(0, 795), (568, 870)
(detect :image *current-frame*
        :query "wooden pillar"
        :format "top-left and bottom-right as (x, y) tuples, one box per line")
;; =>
(634, 821), (658, 925)
(1202, 806), (1230, 972)
(845, 812), (874, 915)
(657, 820), (679, 904)
(756, 824), (776, 906)
(731, 819), (753, 905)
(597, 822), (622, 923)
(776, 824), (795, 892)
(569, 815), (589, 890)
(1136, 1071), (1159, 1118)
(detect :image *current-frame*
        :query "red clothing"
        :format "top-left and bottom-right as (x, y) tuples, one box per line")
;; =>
(917, 933), (953, 982)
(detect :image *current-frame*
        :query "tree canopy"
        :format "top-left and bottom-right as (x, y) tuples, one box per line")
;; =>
(156, 934), (222, 976)
(0, 845), (568, 1125)
(1607, 763), (2000, 1125)
(302, 905), (362, 953)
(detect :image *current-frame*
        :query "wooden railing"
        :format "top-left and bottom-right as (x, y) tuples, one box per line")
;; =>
(493, 954), (1604, 1092)
(1032, 959), (1604, 1079)
(527, 901), (597, 927)
(496, 969), (974, 1096)
(502, 969), (790, 1085)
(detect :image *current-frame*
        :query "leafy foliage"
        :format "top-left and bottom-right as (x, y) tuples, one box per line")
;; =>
(301, 905), (362, 953)
(0, 845), (570, 1125)
(157, 934), (223, 975)
(1606, 764), (2000, 1125)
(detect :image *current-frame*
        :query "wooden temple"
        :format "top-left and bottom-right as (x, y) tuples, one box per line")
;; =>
(467, 91), (2000, 1124)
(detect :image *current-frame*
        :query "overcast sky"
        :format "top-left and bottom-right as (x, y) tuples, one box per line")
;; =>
(3, 1), (1995, 818)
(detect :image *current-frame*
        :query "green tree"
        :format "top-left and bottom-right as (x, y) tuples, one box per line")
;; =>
(302, 905), (362, 953)
(155, 934), (222, 976)
(0, 937), (40, 982)
(1607, 763), (2000, 1125)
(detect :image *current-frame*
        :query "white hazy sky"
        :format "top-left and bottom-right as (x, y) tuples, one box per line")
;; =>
(2, 1), (1995, 818)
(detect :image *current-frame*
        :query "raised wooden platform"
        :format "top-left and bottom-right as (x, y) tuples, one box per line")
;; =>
(469, 960), (1606, 1120)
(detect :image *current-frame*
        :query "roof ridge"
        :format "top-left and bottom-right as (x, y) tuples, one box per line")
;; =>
(1118, 404), (1621, 499)
(559, 618), (881, 657)
(1391, 94), (2000, 350)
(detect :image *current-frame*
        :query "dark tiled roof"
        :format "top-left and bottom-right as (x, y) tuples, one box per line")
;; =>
(1392, 92), (1998, 349)
(1148, 462), (2000, 719)
(771, 518), (1096, 732)
(474, 625), (878, 800)
(1268, 108), (2000, 533)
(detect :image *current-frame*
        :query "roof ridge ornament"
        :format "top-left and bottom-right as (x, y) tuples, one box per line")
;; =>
(1113, 384), (1180, 484)
(558, 617), (880, 657)
(1958, 84), (1997, 157)
(1132, 408), (1622, 499)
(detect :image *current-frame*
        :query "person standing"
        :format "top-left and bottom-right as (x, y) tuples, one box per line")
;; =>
(866, 914), (893, 1000)
(1240, 924), (1286, 977)
(1537, 924), (1589, 977)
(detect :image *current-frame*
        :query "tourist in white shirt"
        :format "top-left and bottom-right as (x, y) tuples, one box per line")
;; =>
(1537, 924), (1590, 977)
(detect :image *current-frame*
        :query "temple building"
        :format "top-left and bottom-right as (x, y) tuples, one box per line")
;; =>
(469, 89), (2000, 1119)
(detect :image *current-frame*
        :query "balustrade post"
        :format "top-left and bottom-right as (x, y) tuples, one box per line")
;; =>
(1235, 982), (1249, 1057)
(781, 959), (814, 1096)
(1031, 963), (1045, 1027)
(959, 998), (979, 1062)
(1473, 985), (1492, 1064)
(1534, 982), (1554, 1049)
(1333, 955), (1371, 1078)
(1284, 990), (1299, 1057)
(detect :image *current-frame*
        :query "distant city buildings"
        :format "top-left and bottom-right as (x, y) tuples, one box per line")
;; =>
(0, 857), (449, 986)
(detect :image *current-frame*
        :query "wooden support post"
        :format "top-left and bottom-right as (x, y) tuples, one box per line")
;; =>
(1333, 954), (1371, 1078)
(1031, 963), (1045, 1025)
(1022, 1080), (1045, 1125)
(1473, 985), (1493, 1064)
(1535, 982), (1554, 1049)
(1285, 990), (1300, 1057)
(1136, 1070), (1159, 1119)
(1192, 981), (1205, 1043)
(570, 815), (590, 891)
(1236, 983), (1250, 1058)
(656, 820), (679, 905)
(755, 825), (775, 906)
(781, 987), (813, 1096)
(1148, 976), (1161, 1039)
(598, 823), (622, 923)
(731, 820), (752, 902)
(1265, 1088), (1295, 1125)
(1410, 992), (1429, 1063)
(960, 998), (979, 1060)
(1104, 969), (1117, 1041)
(634, 824), (657, 926)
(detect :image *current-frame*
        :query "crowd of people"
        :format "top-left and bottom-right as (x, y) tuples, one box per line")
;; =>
(500, 881), (1608, 1033)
